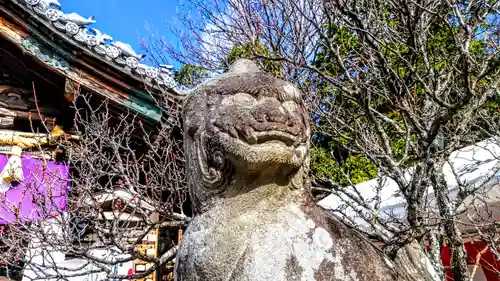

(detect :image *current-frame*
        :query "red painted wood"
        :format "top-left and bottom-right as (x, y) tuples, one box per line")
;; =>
(438, 241), (500, 281)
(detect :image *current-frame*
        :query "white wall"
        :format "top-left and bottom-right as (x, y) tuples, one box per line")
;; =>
(21, 218), (133, 281)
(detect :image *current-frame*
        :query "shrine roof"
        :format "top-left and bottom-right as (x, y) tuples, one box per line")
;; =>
(0, 0), (185, 122)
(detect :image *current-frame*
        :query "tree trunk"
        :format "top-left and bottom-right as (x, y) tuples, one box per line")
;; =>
(432, 165), (469, 281)
(427, 229), (444, 280)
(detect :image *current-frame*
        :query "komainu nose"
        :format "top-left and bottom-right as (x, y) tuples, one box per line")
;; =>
(282, 101), (300, 125)
(251, 98), (291, 125)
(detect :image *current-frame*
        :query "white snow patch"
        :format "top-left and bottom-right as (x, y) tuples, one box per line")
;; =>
(318, 137), (500, 236)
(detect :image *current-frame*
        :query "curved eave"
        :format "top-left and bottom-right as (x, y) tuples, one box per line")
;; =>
(0, 0), (185, 123)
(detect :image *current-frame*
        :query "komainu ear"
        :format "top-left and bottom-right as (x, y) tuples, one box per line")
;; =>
(195, 131), (231, 191)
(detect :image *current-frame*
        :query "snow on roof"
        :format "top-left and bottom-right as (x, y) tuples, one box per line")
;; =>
(19, 0), (178, 90)
(318, 137), (500, 234)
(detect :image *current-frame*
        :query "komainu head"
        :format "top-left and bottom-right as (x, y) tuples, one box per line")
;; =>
(183, 59), (311, 214)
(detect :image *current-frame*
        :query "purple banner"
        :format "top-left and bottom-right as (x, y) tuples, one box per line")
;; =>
(0, 154), (70, 225)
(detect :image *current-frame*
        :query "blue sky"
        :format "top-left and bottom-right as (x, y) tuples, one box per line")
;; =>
(60, 0), (183, 68)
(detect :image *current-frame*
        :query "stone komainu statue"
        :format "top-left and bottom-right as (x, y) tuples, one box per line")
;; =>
(175, 59), (438, 281)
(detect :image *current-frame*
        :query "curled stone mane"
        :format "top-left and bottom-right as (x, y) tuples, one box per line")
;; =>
(176, 59), (438, 281)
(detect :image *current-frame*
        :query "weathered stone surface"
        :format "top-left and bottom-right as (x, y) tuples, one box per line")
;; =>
(175, 59), (437, 281)
(394, 240), (442, 281)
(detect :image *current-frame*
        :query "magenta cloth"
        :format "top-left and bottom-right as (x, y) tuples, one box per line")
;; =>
(0, 154), (69, 225)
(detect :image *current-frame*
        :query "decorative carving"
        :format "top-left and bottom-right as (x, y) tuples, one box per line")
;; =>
(0, 73), (29, 114)
(0, 83), (31, 111)
(105, 45), (121, 59)
(125, 57), (139, 69)
(73, 29), (88, 43)
(83, 28), (103, 47)
(121, 100), (161, 121)
(145, 67), (158, 79)
(0, 12), (169, 123)
(28, 0), (62, 20)
(158, 66), (176, 88)
(0, 73), (61, 119)
(111, 40), (146, 60)
(45, 8), (61, 22)
(175, 59), (438, 281)
(0, 91), (27, 110)
(21, 37), (70, 71)
(20, 0), (177, 89)
(135, 63), (148, 76)
(60, 13), (96, 26)
(64, 78), (80, 102)
(24, 0), (60, 8)
(64, 22), (79, 35)
(25, 0), (44, 5)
